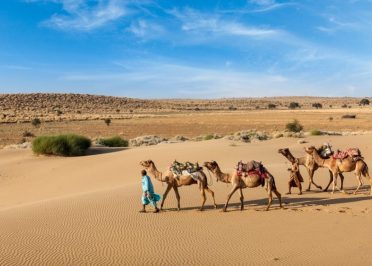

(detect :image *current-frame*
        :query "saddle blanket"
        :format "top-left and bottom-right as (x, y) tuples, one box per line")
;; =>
(182, 170), (199, 181)
(333, 148), (362, 160)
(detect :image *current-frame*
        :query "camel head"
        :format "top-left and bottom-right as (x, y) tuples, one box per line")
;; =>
(203, 160), (219, 172)
(139, 160), (154, 169)
(304, 146), (316, 155)
(278, 148), (289, 156)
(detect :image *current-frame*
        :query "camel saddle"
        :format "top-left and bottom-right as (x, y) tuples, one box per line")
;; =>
(333, 148), (363, 161)
(236, 161), (268, 182)
(171, 160), (202, 176)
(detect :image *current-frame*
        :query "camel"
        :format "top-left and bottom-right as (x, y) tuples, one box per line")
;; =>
(304, 146), (372, 195)
(139, 160), (217, 211)
(278, 148), (345, 192)
(203, 161), (282, 211)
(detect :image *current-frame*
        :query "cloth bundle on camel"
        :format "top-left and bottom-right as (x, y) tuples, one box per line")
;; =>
(333, 148), (363, 161)
(318, 143), (333, 158)
(235, 160), (267, 185)
(170, 160), (202, 180)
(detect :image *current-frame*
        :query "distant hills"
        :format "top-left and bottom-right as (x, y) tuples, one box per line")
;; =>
(0, 93), (368, 123)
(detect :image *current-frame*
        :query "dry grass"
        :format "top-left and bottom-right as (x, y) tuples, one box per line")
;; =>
(1, 108), (372, 147)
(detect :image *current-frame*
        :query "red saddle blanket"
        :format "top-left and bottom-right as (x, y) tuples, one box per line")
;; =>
(237, 169), (268, 179)
(333, 148), (361, 160)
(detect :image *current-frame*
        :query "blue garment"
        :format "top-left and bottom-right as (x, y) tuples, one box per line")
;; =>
(141, 175), (161, 206)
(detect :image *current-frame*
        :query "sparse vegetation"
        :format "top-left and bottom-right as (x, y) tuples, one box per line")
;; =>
(104, 118), (111, 126)
(312, 103), (322, 109)
(55, 110), (63, 116)
(360, 98), (370, 106)
(268, 103), (276, 109)
(310, 129), (323, 136)
(288, 102), (300, 109)
(32, 134), (91, 156)
(98, 136), (128, 147)
(228, 106), (237, 111)
(286, 119), (303, 132)
(31, 118), (41, 128)
(22, 131), (34, 138)
(204, 134), (215, 140)
(329, 116), (334, 121)
(341, 104), (347, 108)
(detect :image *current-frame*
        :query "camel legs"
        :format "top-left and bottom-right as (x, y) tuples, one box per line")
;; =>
(173, 186), (181, 211)
(324, 171), (345, 192)
(199, 187), (207, 211)
(223, 185), (239, 212)
(160, 184), (172, 210)
(353, 173), (363, 195)
(331, 173), (345, 194)
(205, 187), (217, 209)
(306, 168), (322, 191)
(273, 189), (282, 208)
(266, 185), (273, 211)
(239, 188), (244, 211)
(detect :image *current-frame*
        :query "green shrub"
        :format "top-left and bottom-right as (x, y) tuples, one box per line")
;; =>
(32, 134), (91, 156)
(31, 118), (41, 127)
(104, 118), (111, 126)
(310, 129), (322, 136)
(285, 119), (303, 132)
(360, 98), (370, 106)
(204, 134), (214, 140)
(288, 102), (300, 109)
(98, 136), (128, 147)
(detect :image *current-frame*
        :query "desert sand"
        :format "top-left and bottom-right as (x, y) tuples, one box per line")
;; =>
(1, 134), (372, 265)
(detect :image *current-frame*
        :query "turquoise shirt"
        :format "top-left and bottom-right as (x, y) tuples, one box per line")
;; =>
(142, 175), (154, 193)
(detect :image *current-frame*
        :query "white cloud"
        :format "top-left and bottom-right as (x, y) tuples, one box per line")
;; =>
(59, 61), (310, 98)
(169, 8), (282, 39)
(126, 19), (165, 39)
(35, 0), (129, 31)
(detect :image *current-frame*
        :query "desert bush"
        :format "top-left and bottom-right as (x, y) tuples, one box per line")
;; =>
(55, 110), (63, 116)
(31, 118), (41, 127)
(288, 102), (300, 109)
(228, 106), (237, 111)
(32, 134), (91, 156)
(360, 98), (370, 106)
(285, 119), (303, 133)
(310, 129), (323, 136)
(268, 103), (276, 109)
(342, 114), (356, 119)
(98, 136), (128, 147)
(329, 117), (334, 121)
(104, 118), (111, 126)
(312, 103), (322, 109)
(22, 131), (34, 137)
(341, 104), (347, 108)
(204, 134), (215, 140)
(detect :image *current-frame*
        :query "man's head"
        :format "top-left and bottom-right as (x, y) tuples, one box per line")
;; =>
(141, 170), (147, 176)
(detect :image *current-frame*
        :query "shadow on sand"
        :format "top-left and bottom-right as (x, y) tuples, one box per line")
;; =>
(86, 146), (128, 156)
(159, 186), (372, 212)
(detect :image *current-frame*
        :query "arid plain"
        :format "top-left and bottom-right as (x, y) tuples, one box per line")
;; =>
(1, 94), (372, 265)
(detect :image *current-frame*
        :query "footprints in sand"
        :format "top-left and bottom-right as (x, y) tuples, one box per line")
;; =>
(283, 203), (369, 216)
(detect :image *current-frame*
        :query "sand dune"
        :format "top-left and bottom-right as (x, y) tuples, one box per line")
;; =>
(1, 135), (372, 265)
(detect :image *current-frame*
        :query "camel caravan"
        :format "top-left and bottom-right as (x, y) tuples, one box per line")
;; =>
(140, 143), (371, 212)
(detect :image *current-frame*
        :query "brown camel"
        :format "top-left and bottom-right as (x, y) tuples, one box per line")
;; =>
(278, 148), (345, 192)
(304, 146), (372, 195)
(139, 160), (217, 211)
(203, 161), (282, 211)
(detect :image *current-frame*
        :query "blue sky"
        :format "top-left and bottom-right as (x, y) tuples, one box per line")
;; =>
(1, 0), (372, 98)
